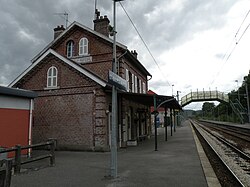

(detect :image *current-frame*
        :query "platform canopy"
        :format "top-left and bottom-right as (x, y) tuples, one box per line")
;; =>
(119, 91), (182, 110)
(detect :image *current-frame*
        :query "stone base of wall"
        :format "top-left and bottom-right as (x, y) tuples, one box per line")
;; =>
(55, 144), (110, 152)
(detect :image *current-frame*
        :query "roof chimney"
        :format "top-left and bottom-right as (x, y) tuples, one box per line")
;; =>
(53, 25), (65, 39)
(93, 9), (110, 37)
(131, 50), (138, 59)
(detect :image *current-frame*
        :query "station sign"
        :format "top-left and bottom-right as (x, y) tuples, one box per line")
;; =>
(108, 70), (127, 91)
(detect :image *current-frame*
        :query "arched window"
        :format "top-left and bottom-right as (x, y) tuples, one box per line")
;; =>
(47, 66), (58, 88)
(79, 37), (88, 55)
(66, 40), (74, 58)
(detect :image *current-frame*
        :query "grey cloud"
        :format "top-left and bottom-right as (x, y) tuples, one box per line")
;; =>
(0, 0), (238, 86)
(111, 0), (237, 72)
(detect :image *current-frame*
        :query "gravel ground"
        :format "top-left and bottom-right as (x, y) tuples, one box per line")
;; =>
(193, 122), (250, 186)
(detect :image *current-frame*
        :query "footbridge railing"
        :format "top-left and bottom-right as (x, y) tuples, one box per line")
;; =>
(181, 90), (229, 107)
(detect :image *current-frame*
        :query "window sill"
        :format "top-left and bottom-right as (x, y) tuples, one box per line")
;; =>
(44, 86), (60, 90)
(79, 54), (89, 57)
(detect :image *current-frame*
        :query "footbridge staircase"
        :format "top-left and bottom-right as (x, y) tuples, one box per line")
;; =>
(229, 99), (248, 124)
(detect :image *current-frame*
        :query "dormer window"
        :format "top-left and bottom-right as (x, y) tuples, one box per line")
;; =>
(66, 40), (74, 58)
(47, 66), (58, 88)
(79, 37), (88, 56)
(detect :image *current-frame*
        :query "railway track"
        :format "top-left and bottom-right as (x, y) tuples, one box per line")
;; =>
(191, 120), (250, 187)
(199, 120), (250, 143)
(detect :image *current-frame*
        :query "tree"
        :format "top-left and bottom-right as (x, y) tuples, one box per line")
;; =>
(202, 102), (215, 112)
(202, 102), (215, 118)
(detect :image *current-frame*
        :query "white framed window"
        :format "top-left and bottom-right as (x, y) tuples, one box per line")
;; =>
(142, 82), (146, 94)
(79, 37), (88, 55)
(66, 40), (74, 58)
(132, 74), (135, 93)
(126, 69), (129, 92)
(139, 79), (142, 93)
(47, 66), (58, 88)
(134, 76), (138, 93)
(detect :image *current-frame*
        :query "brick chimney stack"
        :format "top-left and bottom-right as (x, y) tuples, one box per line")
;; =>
(131, 50), (138, 59)
(53, 25), (65, 39)
(93, 9), (110, 37)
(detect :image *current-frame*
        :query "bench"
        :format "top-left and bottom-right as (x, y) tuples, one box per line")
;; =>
(138, 135), (147, 141)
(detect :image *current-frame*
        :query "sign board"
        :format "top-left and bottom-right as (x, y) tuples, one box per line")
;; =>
(108, 70), (127, 91)
(72, 56), (92, 64)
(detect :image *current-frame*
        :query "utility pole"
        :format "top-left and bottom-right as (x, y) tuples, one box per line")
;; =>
(110, 0), (123, 178)
(244, 76), (250, 123)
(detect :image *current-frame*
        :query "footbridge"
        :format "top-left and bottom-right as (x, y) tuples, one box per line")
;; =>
(181, 90), (229, 107)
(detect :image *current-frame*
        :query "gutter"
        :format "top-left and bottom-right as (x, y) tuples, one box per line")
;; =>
(28, 99), (34, 157)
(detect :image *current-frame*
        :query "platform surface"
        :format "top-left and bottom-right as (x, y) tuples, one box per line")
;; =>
(11, 121), (209, 187)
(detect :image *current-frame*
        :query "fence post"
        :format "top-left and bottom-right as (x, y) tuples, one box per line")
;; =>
(49, 140), (55, 166)
(5, 159), (12, 187)
(0, 159), (12, 187)
(14, 145), (21, 174)
(0, 160), (5, 187)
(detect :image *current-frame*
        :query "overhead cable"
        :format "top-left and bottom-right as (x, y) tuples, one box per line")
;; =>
(119, 2), (171, 87)
(209, 9), (250, 86)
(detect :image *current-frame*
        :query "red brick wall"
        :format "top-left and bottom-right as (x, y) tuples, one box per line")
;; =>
(52, 28), (113, 58)
(52, 27), (114, 81)
(12, 24), (151, 150)
(34, 93), (95, 150)
(15, 54), (109, 151)
(18, 54), (96, 90)
(50, 26), (149, 85)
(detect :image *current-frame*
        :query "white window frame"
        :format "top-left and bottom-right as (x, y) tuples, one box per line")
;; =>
(66, 41), (74, 58)
(79, 37), (88, 56)
(142, 82), (146, 94)
(126, 69), (129, 92)
(134, 76), (138, 93)
(47, 66), (58, 88)
(139, 79), (142, 93)
(132, 74), (135, 93)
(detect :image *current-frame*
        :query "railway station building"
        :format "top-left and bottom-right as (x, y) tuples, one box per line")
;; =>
(9, 11), (180, 151)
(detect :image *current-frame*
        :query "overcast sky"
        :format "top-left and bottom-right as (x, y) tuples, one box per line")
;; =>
(1, 0), (250, 110)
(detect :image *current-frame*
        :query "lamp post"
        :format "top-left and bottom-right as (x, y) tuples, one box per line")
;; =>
(176, 91), (181, 103)
(154, 97), (175, 150)
(172, 84), (174, 96)
(235, 80), (240, 101)
(176, 91), (181, 126)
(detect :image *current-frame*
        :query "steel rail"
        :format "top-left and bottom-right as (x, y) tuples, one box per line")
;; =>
(204, 124), (250, 143)
(199, 120), (250, 141)
(191, 120), (246, 187)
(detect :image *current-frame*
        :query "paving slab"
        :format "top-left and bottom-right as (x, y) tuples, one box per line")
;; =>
(11, 121), (208, 187)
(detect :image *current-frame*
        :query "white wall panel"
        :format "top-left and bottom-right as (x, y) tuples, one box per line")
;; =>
(0, 95), (31, 110)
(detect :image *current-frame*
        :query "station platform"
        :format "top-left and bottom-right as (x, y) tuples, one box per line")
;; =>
(201, 119), (250, 129)
(11, 121), (219, 187)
